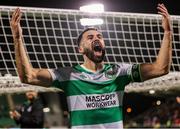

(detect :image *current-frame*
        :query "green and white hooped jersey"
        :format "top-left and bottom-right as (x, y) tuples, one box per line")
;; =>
(48, 63), (142, 129)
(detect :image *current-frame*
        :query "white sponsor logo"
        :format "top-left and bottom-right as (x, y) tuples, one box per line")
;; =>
(85, 93), (117, 108)
(67, 91), (123, 111)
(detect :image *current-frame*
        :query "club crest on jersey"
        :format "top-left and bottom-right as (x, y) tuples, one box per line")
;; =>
(105, 65), (118, 79)
(80, 73), (89, 80)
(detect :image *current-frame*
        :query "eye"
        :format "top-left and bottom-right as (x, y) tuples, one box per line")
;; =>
(97, 34), (103, 39)
(87, 35), (93, 40)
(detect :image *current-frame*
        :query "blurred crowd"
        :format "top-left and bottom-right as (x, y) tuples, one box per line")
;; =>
(124, 97), (180, 128)
(1, 95), (180, 128)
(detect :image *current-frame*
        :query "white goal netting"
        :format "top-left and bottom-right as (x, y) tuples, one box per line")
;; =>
(0, 6), (180, 94)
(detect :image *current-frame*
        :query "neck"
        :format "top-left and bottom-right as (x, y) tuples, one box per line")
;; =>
(82, 57), (104, 72)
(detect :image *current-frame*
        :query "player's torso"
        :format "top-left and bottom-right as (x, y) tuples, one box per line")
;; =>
(54, 64), (131, 128)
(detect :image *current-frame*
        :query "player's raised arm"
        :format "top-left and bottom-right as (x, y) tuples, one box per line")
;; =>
(11, 8), (53, 87)
(140, 3), (172, 81)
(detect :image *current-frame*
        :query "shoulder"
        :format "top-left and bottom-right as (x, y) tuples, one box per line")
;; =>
(104, 63), (132, 76)
(104, 63), (132, 70)
(53, 66), (75, 73)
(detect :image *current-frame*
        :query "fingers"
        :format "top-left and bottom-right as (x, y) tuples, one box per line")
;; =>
(157, 3), (169, 17)
(158, 3), (167, 12)
(157, 3), (172, 31)
(11, 8), (22, 24)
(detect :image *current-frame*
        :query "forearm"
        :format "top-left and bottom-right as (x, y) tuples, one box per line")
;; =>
(155, 31), (172, 72)
(11, 8), (53, 87)
(14, 37), (52, 86)
(155, 4), (172, 72)
(139, 4), (172, 81)
(14, 37), (33, 83)
(140, 31), (172, 81)
(14, 39), (24, 82)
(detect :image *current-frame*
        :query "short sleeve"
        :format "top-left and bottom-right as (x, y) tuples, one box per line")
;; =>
(116, 63), (142, 82)
(47, 69), (63, 89)
(48, 69), (59, 81)
(130, 64), (143, 82)
(47, 67), (74, 90)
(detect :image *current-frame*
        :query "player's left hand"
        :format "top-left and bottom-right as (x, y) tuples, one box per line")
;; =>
(157, 3), (172, 32)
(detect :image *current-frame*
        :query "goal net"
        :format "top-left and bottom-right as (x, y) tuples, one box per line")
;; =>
(0, 6), (180, 94)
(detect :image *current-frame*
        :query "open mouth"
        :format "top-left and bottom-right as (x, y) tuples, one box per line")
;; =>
(84, 40), (105, 63)
(92, 40), (104, 56)
(92, 40), (103, 52)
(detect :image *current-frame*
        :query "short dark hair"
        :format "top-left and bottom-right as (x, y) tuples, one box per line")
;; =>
(77, 27), (98, 47)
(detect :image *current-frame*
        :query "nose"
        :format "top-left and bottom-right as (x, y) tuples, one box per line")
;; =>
(94, 35), (100, 41)
(92, 40), (102, 47)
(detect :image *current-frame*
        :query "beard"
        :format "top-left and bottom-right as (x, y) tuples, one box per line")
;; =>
(84, 47), (105, 63)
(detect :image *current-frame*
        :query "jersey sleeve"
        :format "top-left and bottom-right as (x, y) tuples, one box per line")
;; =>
(48, 69), (64, 90)
(117, 63), (142, 82)
(48, 69), (60, 81)
(129, 64), (143, 82)
(48, 67), (73, 90)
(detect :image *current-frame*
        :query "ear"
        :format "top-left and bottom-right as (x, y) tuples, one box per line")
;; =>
(78, 46), (84, 54)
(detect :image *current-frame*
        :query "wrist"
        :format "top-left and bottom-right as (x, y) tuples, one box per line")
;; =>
(13, 35), (21, 40)
(13, 35), (22, 42)
(164, 30), (172, 34)
(13, 38), (22, 46)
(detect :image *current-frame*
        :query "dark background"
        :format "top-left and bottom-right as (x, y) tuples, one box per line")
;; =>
(0, 0), (177, 114)
(0, 0), (179, 127)
(0, 0), (179, 15)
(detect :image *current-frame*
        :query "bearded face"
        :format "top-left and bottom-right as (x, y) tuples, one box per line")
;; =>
(83, 40), (105, 63)
(79, 29), (106, 63)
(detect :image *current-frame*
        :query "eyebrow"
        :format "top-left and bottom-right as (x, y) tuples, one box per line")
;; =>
(97, 33), (103, 37)
(87, 33), (103, 38)
(87, 34), (93, 37)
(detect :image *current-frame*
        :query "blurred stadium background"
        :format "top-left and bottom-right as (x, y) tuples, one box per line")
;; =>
(0, 0), (180, 128)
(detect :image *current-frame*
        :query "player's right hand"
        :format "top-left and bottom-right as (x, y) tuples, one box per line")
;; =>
(10, 8), (22, 40)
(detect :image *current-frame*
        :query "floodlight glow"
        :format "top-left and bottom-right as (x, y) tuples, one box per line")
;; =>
(43, 107), (50, 113)
(149, 89), (155, 94)
(80, 4), (104, 13)
(80, 18), (103, 26)
(156, 100), (161, 106)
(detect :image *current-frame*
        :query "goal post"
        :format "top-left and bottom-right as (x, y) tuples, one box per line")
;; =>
(0, 6), (179, 94)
